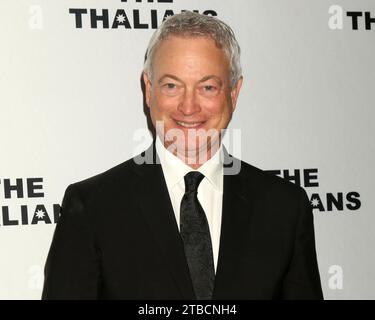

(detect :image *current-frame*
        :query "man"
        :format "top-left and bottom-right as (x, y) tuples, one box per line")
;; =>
(42, 12), (323, 300)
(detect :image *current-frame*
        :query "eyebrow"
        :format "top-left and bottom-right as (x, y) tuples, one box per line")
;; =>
(157, 74), (183, 84)
(198, 75), (223, 86)
(158, 74), (223, 86)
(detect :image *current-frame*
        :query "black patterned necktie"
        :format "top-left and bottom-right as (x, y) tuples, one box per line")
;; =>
(180, 171), (215, 300)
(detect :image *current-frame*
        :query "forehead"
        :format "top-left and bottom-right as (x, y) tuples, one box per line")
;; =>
(152, 35), (230, 78)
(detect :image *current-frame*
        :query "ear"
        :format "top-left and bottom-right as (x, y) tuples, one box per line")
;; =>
(143, 72), (152, 108)
(230, 76), (243, 111)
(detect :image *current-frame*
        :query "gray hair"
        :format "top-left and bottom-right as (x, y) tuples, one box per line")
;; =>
(143, 11), (242, 88)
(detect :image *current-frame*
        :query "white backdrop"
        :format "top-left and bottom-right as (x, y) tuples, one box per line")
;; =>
(1, 0), (374, 299)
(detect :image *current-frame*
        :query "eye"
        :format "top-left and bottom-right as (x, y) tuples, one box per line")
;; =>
(204, 85), (216, 91)
(198, 83), (220, 97)
(166, 83), (176, 89)
(160, 82), (183, 96)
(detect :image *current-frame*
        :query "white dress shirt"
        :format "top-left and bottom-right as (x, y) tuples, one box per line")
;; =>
(155, 137), (223, 273)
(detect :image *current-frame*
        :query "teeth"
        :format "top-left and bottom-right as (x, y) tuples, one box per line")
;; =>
(176, 121), (202, 128)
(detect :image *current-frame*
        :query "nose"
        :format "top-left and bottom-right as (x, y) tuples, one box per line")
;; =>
(177, 88), (201, 116)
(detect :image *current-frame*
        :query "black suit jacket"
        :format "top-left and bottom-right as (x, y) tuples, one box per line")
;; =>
(42, 145), (323, 299)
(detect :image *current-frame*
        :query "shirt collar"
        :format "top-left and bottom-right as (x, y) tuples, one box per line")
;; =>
(155, 136), (223, 191)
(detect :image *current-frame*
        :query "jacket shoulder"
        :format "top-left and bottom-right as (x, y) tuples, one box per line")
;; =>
(237, 158), (307, 198)
(67, 156), (142, 199)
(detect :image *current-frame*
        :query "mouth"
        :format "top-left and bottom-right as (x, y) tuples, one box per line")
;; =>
(174, 120), (206, 129)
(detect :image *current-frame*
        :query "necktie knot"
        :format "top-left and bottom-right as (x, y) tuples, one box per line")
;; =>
(184, 171), (204, 194)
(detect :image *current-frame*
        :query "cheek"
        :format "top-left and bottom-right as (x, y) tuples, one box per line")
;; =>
(203, 97), (232, 121)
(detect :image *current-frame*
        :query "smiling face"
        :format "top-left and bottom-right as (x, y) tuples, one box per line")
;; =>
(143, 35), (242, 167)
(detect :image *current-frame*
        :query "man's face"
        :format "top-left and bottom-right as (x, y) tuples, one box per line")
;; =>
(143, 35), (242, 161)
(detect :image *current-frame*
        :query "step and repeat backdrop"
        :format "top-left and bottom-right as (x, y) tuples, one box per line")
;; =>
(1, 0), (374, 299)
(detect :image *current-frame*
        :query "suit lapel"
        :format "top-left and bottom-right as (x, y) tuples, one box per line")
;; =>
(213, 154), (255, 298)
(131, 144), (196, 299)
